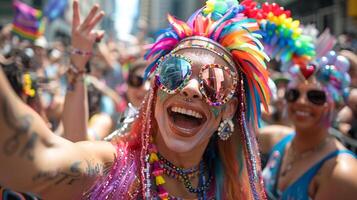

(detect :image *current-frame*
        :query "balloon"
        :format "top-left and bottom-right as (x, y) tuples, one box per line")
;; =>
(334, 55), (350, 72)
(318, 56), (329, 66)
(318, 65), (332, 81)
(326, 50), (337, 64)
(343, 73), (351, 86)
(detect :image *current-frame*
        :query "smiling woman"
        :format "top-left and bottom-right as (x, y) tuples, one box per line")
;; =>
(87, 0), (272, 198)
(262, 53), (357, 200)
(0, 0), (273, 200)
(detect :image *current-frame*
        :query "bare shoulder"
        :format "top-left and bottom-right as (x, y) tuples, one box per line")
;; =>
(336, 106), (353, 123)
(258, 125), (294, 154)
(315, 149), (357, 200)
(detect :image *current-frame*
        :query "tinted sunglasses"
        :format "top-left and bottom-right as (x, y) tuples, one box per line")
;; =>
(155, 54), (238, 106)
(128, 74), (145, 87)
(285, 88), (327, 105)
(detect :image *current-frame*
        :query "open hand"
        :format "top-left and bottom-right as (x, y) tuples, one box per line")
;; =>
(71, 0), (105, 70)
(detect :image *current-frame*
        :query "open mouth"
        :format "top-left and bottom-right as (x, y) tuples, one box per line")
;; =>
(167, 106), (206, 137)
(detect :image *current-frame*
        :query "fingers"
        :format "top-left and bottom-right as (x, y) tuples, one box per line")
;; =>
(72, 0), (80, 28)
(86, 11), (105, 33)
(90, 30), (105, 43)
(96, 31), (105, 42)
(81, 4), (100, 30)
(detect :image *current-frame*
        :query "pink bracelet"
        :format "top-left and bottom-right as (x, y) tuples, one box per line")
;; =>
(71, 47), (93, 56)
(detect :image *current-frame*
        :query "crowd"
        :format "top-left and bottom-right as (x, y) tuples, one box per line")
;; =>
(0, 0), (356, 199)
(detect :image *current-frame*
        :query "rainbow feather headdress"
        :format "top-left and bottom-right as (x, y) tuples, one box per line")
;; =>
(145, 0), (271, 128)
(241, 0), (316, 70)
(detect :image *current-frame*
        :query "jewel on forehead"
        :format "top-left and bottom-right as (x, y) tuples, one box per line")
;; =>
(300, 64), (316, 80)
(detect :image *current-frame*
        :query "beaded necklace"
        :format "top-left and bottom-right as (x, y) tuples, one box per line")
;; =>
(148, 141), (212, 200)
(157, 152), (200, 181)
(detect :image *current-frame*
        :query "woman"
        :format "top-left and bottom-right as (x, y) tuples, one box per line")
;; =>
(262, 51), (357, 199)
(0, 0), (270, 199)
(104, 58), (151, 141)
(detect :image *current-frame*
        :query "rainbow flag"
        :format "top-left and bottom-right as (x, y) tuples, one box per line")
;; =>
(12, 0), (45, 41)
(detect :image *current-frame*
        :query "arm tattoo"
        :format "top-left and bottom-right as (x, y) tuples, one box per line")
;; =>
(18, 132), (38, 161)
(32, 161), (82, 186)
(1, 95), (38, 161)
(84, 160), (109, 177)
(3, 116), (32, 155)
(32, 161), (111, 186)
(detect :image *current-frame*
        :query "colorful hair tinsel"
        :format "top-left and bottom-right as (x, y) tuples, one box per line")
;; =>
(84, 82), (159, 199)
(145, 0), (270, 199)
(241, 0), (316, 70)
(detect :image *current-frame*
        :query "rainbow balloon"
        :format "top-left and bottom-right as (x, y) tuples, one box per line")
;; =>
(241, 0), (316, 69)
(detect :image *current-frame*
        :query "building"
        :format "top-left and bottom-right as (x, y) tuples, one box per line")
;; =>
(137, 0), (205, 36)
(269, 0), (357, 36)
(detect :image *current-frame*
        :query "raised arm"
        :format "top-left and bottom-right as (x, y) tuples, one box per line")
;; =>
(0, 64), (115, 199)
(62, 1), (104, 141)
(0, 2), (116, 199)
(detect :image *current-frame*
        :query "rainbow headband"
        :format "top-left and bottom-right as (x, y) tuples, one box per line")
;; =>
(289, 50), (351, 104)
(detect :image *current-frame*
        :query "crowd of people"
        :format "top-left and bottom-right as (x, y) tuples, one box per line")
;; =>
(0, 0), (356, 199)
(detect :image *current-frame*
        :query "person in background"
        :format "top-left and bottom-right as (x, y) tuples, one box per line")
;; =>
(340, 50), (357, 88)
(337, 88), (357, 152)
(105, 58), (150, 141)
(261, 51), (357, 199)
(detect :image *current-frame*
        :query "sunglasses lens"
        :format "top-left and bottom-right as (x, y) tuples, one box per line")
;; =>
(307, 90), (326, 105)
(201, 65), (235, 105)
(285, 89), (300, 102)
(158, 56), (191, 91)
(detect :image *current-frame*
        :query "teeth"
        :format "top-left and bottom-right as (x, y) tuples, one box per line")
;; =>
(295, 111), (310, 117)
(171, 106), (203, 119)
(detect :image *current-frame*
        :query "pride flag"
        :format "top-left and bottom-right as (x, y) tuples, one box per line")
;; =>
(12, 0), (45, 41)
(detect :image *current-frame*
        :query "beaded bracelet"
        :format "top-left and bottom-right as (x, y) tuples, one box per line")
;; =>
(71, 47), (93, 56)
(66, 63), (86, 91)
(69, 62), (86, 74)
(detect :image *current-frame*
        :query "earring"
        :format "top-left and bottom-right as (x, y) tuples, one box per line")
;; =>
(217, 119), (234, 140)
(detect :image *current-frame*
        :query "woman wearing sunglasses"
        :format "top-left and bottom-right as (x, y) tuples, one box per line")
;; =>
(0, 0), (273, 199)
(262, 52), (357, 199)
(86, 0), (270, 198)
(126, 58), (151, 108)
(104, 58), (151, 140)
